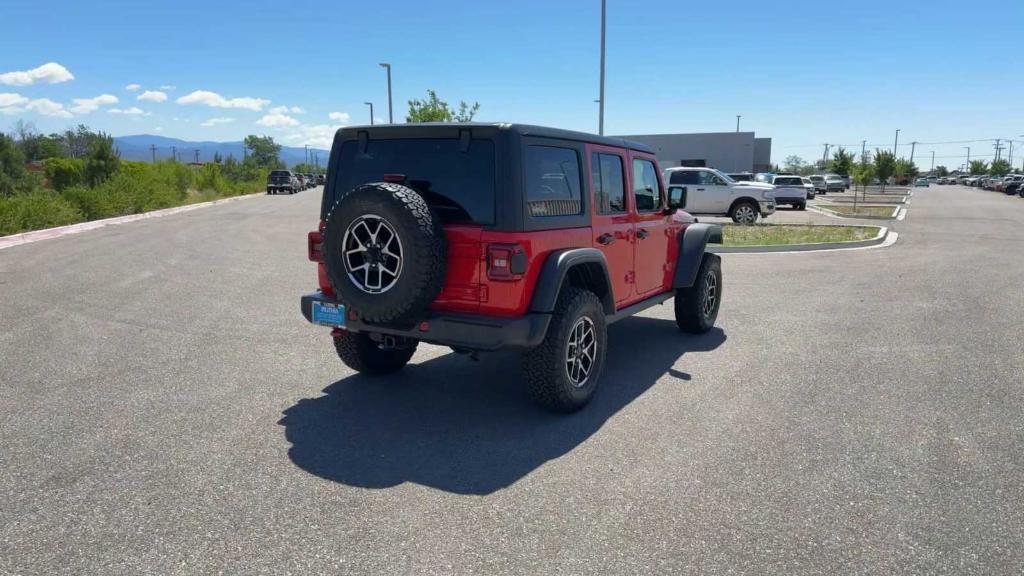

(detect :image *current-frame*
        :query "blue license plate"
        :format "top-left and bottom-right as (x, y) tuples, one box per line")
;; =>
(311, 301), (346, 327)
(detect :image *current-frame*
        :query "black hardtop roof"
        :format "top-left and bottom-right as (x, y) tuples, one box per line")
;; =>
(334, 122), (654, 154)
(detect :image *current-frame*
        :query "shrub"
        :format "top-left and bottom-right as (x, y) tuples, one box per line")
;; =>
(0, 191), (84, 236)
(43, 157), (85, 191)
(83, 135), (120, 186)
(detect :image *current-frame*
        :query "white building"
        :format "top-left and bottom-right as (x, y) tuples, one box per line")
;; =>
(614, 131), (773, 174)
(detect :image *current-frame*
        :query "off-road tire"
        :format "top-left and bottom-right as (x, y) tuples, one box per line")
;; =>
(333, 331), (417, 375)
(797, 202), (807, 210)
(675, 253), (722, 334)
(522, 288), (607, 412)
(322, 182), (446, 323)
(730, 201), (759, 224)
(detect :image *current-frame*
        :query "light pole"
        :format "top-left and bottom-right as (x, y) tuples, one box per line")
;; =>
(893, 129), (900, 159)
(598, 0), (606, 136)
(304, 145), (309, 167)
(930, 150), (935, 171)
(364, 102), (374, 125)
(964, 147), (970, 172)
(379, 63), (393, 123)
(861, 140), (867, 163)
(736, 115), (741, 132)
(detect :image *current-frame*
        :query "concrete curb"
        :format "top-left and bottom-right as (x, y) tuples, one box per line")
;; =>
(709, 226), (890, 253)
(0, 192), (263, 251)
(812, 204), (901, 220)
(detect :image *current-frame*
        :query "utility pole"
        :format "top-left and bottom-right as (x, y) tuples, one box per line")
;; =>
(909, 141), (916, 164)
(930, 150), (935, 171)
(150, 144), (157, 163)
(964, 147), (970, 172)
(379, 63), (393, 123)
(861, 140), (867, 163)
(171, 145), (177, 162)
(822, 143), (830, 165)
(735, 115), (741, 132)
(894, 129), (900, 159)
(598, 0), (606, 136)
(304, 144), (309, 167)
(364, 102), (374, 125)
(193, 149), (199, 164)
(993, 139), (1002, 162)
(1008, 140), (1013, 165)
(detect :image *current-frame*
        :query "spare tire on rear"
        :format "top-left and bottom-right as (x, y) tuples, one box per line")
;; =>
(322, 182), (446, 323)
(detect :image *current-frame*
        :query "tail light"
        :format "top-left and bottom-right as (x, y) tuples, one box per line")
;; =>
(308, 230), (324, 262)
(487, 243), (527, 281)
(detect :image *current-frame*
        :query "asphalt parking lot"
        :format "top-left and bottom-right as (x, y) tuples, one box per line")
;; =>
(2, 184), (1023, 574)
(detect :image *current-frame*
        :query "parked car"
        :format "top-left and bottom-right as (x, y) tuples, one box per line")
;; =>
(754, 172), (775, 184)
(808, 175), (828, 194)
(295, 174), (307, 189)
(800, 177), (817, 199)
(316, 173), (326, 185)
(301, 123), (724, 412)
(914, 177), (929, 187)
(770, 175), (809, 209)
(824, 173), (846, 193)
(267, 170), (298, 194)
(1003, 174), (1024, 195)
(664, 167), (776, 224)
(727, 172), (754, 182)
(305, 173), (318, 188)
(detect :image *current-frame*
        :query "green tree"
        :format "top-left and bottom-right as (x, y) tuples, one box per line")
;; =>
(0, 133), (28, 197)
(851, 161), (876, 206)
(989, 158), (1010, 176)
(213, 151), (222, 164)
(829, 147), (855, 177)
(84, 134), (120, 186)
(874, 149), (896, 192)
(406, 89), (480, 123)
(894, 158), (919, 180)
(935, 165), (949, 177)
(783, 155), (806, 174)
(244, 135), (282, 168)
(968, 160), (988, 175)
(43, 157), (85, 191)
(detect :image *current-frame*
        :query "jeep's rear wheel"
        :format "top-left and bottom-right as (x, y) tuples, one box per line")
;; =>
(522, 288), (607, 412)
(333, 331), (417, 375)
(322, 182), (446, 323)
(675, 253), (722, 334)
(730, 201), (758, 224)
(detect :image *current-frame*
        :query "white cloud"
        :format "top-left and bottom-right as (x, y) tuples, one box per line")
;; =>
(26, 98), (73, 118)
(137, 90), (167, 103)
(200, 117), (235, 127)
(284, 123), (342, 149)
(159, 85), (176, 91)
(125, 83), (141, 92)
(154, 126), (164, 132)
(328, 111), (350, 123)
(109, 106), (148, 116)
(176, 90), (269, 110)
(0, 62), (74, 86)
(290, 106), (305, 114)
(256, 112), (299, 127)
(269, 105), (305, 115)
(69, 94), (118, 114)
(0, 92), (29, 111)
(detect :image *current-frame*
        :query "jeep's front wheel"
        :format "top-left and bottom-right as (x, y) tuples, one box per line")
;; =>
(522, 288), (607, 412)
(333, 331), (417, 375)
(675, 253), (722, 333)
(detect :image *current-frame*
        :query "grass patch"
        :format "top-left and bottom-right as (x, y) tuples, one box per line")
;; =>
(815, 204), (898, 218)
(721, 224), (879, 247)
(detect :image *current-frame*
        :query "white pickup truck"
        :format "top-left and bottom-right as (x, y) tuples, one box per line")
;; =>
(663, 167), (776, 224)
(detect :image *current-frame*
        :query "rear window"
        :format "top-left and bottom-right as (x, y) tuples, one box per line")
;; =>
(668, 170), (698, 185)
(270, 170), (290, 177)
(335, 138), (496, 224)
(525, 146), (583, 217)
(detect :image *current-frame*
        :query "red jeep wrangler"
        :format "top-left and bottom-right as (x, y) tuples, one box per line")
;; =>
(301, 123), (722, 412)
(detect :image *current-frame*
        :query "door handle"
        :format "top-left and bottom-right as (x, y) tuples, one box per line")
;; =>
(636, 229), (650, 240)
(696, 188), (705, 191)
(597, 233), (615, 245)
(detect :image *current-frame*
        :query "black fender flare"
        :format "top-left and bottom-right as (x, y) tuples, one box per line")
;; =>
(529, 248), (615, 315)
(673, 223), (723, 288)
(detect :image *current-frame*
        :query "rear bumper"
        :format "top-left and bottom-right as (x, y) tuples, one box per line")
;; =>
(300, 291), (551, 352)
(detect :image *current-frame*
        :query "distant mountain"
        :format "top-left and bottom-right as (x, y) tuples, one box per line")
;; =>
(113, 134), (329, 168)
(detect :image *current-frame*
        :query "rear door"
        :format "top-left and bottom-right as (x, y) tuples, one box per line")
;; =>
(587, 146), (634, 305)
(630, 154), (672, 296)
(666, 169), (703, 211)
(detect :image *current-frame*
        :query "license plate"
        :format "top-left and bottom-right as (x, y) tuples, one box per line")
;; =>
(311, 301), (346, 327)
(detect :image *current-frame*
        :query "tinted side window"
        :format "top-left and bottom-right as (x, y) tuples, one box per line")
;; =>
(525, 146), (583, 217)
(591, 153), (626, 214)
(697, 171), (720, 186)
(632, 158), (661, 212)
(669, 170), (698, 185)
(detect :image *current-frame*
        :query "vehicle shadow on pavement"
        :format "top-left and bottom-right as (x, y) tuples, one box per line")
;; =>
(279, 318), (726, 495)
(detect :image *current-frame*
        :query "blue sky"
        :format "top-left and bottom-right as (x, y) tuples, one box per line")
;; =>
(2, 0), (1022, 166)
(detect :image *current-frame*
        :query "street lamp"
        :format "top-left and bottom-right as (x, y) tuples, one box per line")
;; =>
(894, 129), (900, 158)
(364, 102), (374, 125)
(598, 0), (606, 136)
(736, 115), (741, 132)
(930, 150), (935, 171)
(964, 147), (971, 172)
(378, 63), (393, 123)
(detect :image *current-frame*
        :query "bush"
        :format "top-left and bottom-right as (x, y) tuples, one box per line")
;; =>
(0, 191), (84, 236)
(44, 157), (85, 191)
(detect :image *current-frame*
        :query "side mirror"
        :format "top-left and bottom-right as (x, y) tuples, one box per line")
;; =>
(667, 185), (687, 210)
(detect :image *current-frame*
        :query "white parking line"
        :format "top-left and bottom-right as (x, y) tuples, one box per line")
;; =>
(896, 208), (907, 221)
